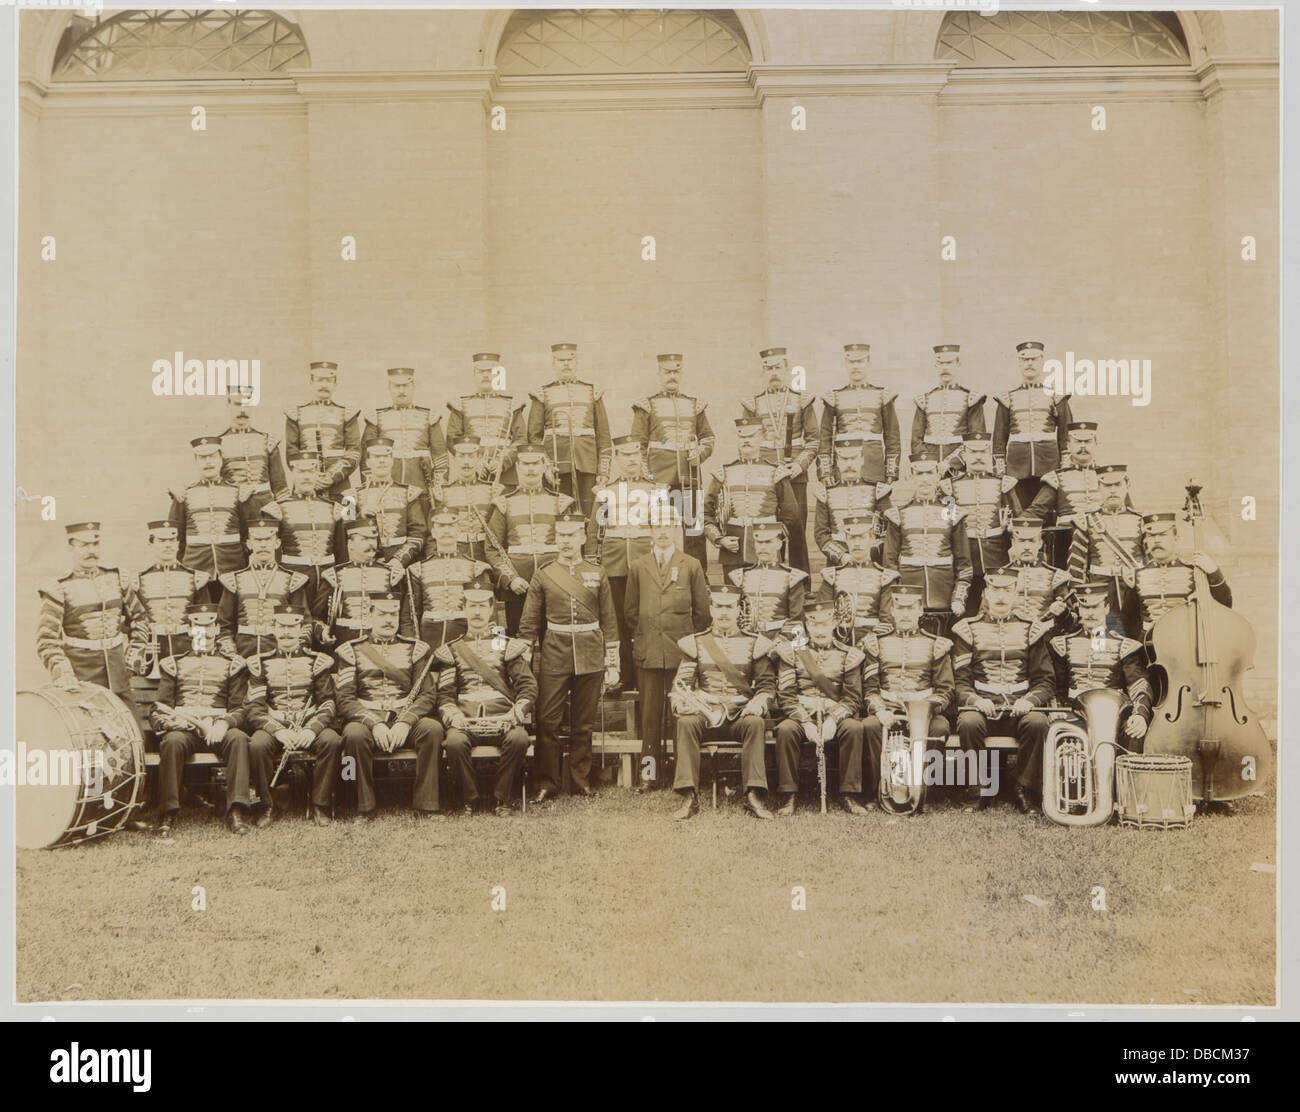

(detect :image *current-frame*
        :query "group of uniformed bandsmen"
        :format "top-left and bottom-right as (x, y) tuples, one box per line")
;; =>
(36, 340), (1234, 832)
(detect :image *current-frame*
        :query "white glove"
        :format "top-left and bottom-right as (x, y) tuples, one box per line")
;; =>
(877, 708), (896, 731)
(205, 719), (229, 748)
(821, 718), (837, 744)
(972, 698), (997, 718)
(388, 721), (411, 749)
(1124, 716), (1148, 740)
(510, 577), (530, 595)
(1011, 698), (1034, 716)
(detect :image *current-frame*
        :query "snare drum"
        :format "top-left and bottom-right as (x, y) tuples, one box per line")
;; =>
(16, 684), (147, 849)
(1114, 754), (1195, 830)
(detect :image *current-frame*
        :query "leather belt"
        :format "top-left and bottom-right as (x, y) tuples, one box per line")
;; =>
(63, 633), (125, 650)
(549, 622), (598, 633)
(509, 544), (557, 556)
(550, 426), (595, 436)
(391, 449), (427, 460)
(422, 610), (466, 623)
(900, 555), (950, 567)
(335, 616), (369, 629)
(379, 536), (408, 545)
(974, 680), (1030, 696)
(237, 625), (275, 636)
(967, 527), (1006, 540)
(835, 432), (883, 442)
(150, 624), (187, 637)
(189, 532), (241, 545)
(175, 704), (225, 718)
(359, 699), (402, 713)
(283, 555), (335, 567)
(923, 434), (962, 446)
(1007, 432), (1049, 442)
(648, 439), (693, 451)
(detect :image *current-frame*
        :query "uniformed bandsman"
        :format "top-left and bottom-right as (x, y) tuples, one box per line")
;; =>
(820, 343), (901, 484)
(771, 601), (866, 815)
(215, 516), (313, 661)
(37, 521), (150, 701)
(130, 520), (211, 674)
(1003, 516), (1073, 625)
(168, 436), (259, 581)
(993, 340), (1073, 507)
(1029, 420), (1101, 530)
(285, 360), (362, 499)
(406, 511), (494, 651)
(817, 514), (899, 644)
(1072, 464), (1143, 634)
(431, 439), (495, 561)
(740, 347), (819, 573)
(630, 353), (715, 568)
(951, 571), (1056, 813)
(910, 344), (987, 470)
(527, 342), (611, 518)
(728, 522), (808, 638)
(352, 437), (428, 573)
(668, 587), (778, 821)
(244, 605), (343, 829)
(517, 512), (620, 802)
(218, 383), (286, 517)
(1135, 512), (1231, 637)
(446, 352), (526, 490)
(336, 592), (443, 819)
(434, 588), (537, 817)
(361, 366), (448, 497)
(268, 451), (348, 600)
(151, 603), (254, 837)
(813, 437), (890, 567)
(939, 432), (1018, 614)
(323, 518), (399, 646)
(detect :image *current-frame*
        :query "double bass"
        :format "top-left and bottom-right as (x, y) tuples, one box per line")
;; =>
(1144, 482), (1272, 801)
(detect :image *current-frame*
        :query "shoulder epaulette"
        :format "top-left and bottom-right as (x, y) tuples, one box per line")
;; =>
(411, 639), (432, 662)
(931, 634), (953, 658)
(246, 656), (263, 678)
(844, 645), (866, 669)
(311, 651), (334, 677)
(217, 571), (239, 594)
(675, 633), (698, 659)
(995, 392), (1011, 408)
(950, 618), (974, 643)
(159, 655), (179, 677)
(752, 633), (775, 658)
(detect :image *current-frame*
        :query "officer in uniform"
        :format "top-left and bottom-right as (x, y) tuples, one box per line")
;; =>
(336, 591), (443, 819)
(702, 417), (799, 578)
(244, 605), (343, 829)
(951, 571), (1056, 813)
(668, 586), (778, 821)
(771, 601), (866, 815)
(817, 514), (899, 645)
(37, 521), (149, 701)
(728, 522), (808, 639)
(361, 367), (448, 498)
(1029, 421), (1102, 567)
(268, 452), (348, 602)
(1074, 464), (1143, 634)
(813, 437), (891, 567)
(740, 347), (818, 574)
(445, 353), (527, 491)
(285, 360), (362, 500)
(517, 512), (620, 802)
(323, 518), (403, 646)
(215, 515), (313, 661)
(910, 344), (987, 471)
(993, 340), (1073, 508)
(406, 511), (494, 651)
(353, 437), (428, 573)
(881, 455), (972, 636)
(434, 588), (538, 817)
(169, 436), (260, 582)
(130, 521), (211, 674)
(432, 440), (495, 561)
(939, 432), (1018, 615)
(151, 603), (254, 836)
(1003, 516), (1073, 626)
(819, 343), (901, 485)
(218, 383), (286, 517)
(630, 353), (715, 568)
(1135, 512), (1231, 638)
(527, 343), (611, 518)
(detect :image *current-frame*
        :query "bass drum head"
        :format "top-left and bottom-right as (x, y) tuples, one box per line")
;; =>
(15, 691), (81, 850)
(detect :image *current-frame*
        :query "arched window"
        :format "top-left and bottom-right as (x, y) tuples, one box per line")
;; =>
(52, 10), (310, 81)
(936, 10), (1188, 67)
(496, 9), (750, 76)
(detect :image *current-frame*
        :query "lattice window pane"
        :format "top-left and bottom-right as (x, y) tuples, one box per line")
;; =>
(936, 10), (1188, 67)
(497, 9), (750, 75)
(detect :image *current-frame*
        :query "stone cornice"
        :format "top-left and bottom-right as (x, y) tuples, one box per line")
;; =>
(20, 76), (305, 120)
(1195, 59), (1279, 100)
(939, 65), (1205, 106)
(292, 69), (494, 106)
(490, 71), (754, 111)
(749, 62), (957, 101)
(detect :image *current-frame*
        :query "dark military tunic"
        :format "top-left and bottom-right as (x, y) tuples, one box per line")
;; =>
(819, 382), (901, 483)
(814, 480), (889, 565)
(215, 564), (312, 660)
(702, 459), (800, 572)
(1135, 560), (1231, 633)
(361, 405), (448, 493)
(218, 424), (286, 516)
(37, 567), (149, 697)
(728, 563), (807, 635)
(322, 560), (399, 645)
(993, 386), (1072, 480)
(353, 479), (427, 567)
(882, 498), (972, 613)
(940, 470), (1018, 578)
(910, 384), (986, 465)
(1004, 558), (1072, 624)
(527, 380), (611, 480)
(405, 553), (494, 651)
(432, 479), (495, 560)
(772, 638), (866, 795)
(168, 479), (257, 576)
(631, 392), (715, 487)
(285, 400), (362, 498)
(446, 391), (527, 488)
(1048, 626), (1152, 726)
(131, 563), (211, 667)
(817, 562), (899, 640)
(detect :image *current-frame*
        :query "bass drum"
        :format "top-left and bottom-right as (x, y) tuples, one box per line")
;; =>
(16, 684), (147, 849)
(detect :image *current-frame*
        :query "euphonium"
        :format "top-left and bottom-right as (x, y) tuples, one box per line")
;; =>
(1041, 686), (1122, 827)
(670, 682), (729, 728)
(878, 689), (932, 815)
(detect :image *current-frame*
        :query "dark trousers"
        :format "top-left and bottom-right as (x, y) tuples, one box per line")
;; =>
(955, 710), (1049, 790)
(862, 714), (950, 800)
(248, 727), (344, 810)
(773, 717), (864, 794)
(443, 725), (529, 803)
(157, 727), (253, 814)
(674, 481), (708, 572)
(535, 669), (602, 792)
(636, 666), (676, 786)
(789, 478), (810, 574)
(673, 713), (767, 793)
(608, 577), (635, 688)
(342, 717), (444, 813)
(557, 470), (597, 519)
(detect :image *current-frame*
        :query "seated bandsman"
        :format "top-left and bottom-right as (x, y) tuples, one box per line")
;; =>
(445, 353), (527, 490)
(820, 343), (901, 485)
(1072, 464), (1143, 634)
(434, 588), (537, 817)
(130, 520), (210, 675)
(817, 513), (898, 645)
(1003, 516), (1072, 626)
(518, 511), (620, 802)
(285, 360), (361, 499)
(939, 432), (1017, 615)
(151, 603), (254, 837)
(169, 436), (260, 582)
(216, 514), (313, 662)
(361, 366), (448, 497)
(771, 601), (866, 816)
(860, 584), (954, 805)
(1048, 582), (1152, 750)
(1028, 420), (1101, 566)
(268, 451), (348, 601)
(951, 571), (1056, 813)
(37, 521), (150, 700)
(406, 511), (494, 651)
(813, 437), (890, 567)
(432, 439), (494, 561)
(728, 522), (808, 639)
(669, 586), (778, 821)
(336, 591), (443, 819)
(218, 383), (286, 517)
(244, 605), (342, 829)
(881, 454), (971, 636)
(910, 344), (986, 472)
(353, 437), (428, 574)
(485, 443), (576, 635)
(993, 339), (1072, 508)
(323, 518), (401, 646)
(1135, 512), (1231, 637)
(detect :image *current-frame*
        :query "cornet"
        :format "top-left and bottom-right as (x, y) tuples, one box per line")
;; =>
(878, 690), (933, 815)
(1041, 686), (1122, 827)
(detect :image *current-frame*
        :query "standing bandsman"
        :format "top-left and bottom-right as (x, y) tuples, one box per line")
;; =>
(527, 342), (611, 519)
(630, 353), (715, 568)
(218, 384), (286, 517)
(1030, 421), (1102, 568)
(244, 605), (343, 829)
(668, 586), (778, 821)
(728, 523), (808, 639)
(285, 360), (361, 500)
(432, 440), (494, 561)
(215, 516), (313, 662)
(881, 455), (972, 635)
(361, 367), (448, 498)
(939, 432), (1018, 615)
(517, 512), (620, 802)
(405, 511), (494, 651)
(771, 601), (866, 816)
(151, 603), (254, 837)
(323, 518), (401, 646)
(910, 345), (986, 472)
(37, 521), (149, 700)
(817, 514), (898, 645)
(169, 436), (259, 581)
(819, 343), (901, 485)
(1003, 516), (1073, 626)
(435, 588), (538, 816)
(485, 444), (576, 635)
(951, 571), (1056, 813)
(131, 520), (211, 673)
(814, 437), (890, 567)
(702, 417), (799, 578)
(1073, 464), (1143, 634)
(1134, 512), (1231, 636)
(445, 353), (527, 491)
(993, 340), (1073, 508)
(269, 452), (348, 602)
(336, 591), (443, 819)
(740, 347), (818, 574)
(352, 437), (428, 573)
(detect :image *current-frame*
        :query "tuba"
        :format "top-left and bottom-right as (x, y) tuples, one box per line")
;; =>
(878, 690), (932, 815)
(1041, 686), (1123, 827)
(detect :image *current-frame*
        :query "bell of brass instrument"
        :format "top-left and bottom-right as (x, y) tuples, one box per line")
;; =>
(878, 689), (932, 815)
(670, 681), (730, 728)
(1042, 686), (1122, 827)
